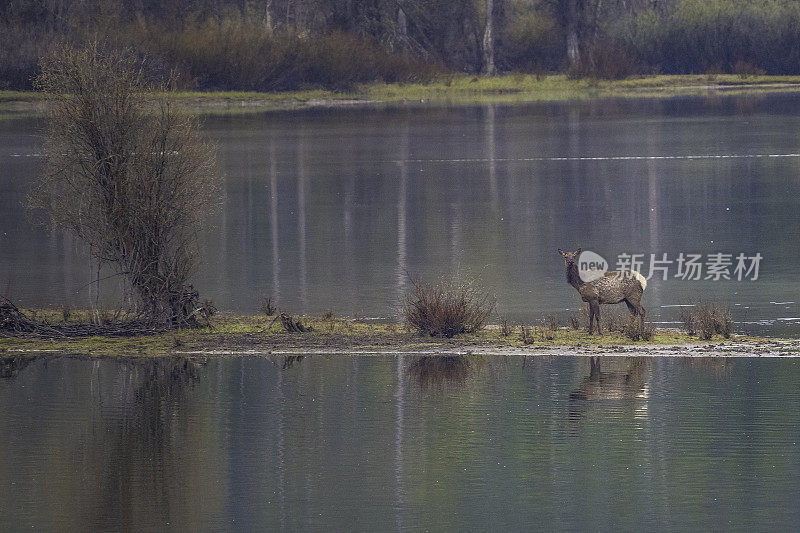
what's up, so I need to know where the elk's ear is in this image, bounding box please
[575,247,582,255]
[558,248,565,256]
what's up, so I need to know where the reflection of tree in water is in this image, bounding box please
[0,354,37,380]
[407,355,474,390]
[568,357,649,429]
[89,356,213,529]
[681,356,730,377]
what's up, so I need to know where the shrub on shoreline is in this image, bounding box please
[403,277,495,338]
[679,302,733,340]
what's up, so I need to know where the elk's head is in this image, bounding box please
[558,248,582,267]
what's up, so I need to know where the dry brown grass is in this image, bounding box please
[499,315,513,337]
[520,324,534,344]
[679,302,733,340]
[260,297,277,316]
[403,277,495,338]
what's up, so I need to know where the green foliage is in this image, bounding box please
[502,7,561,73]
[622,0,800,75]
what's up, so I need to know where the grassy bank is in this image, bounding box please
[0,311,787,358]
[4,74,800,117]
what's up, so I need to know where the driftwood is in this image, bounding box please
[279,313,312,333]
[0,297,168,339]
[0,298,38,334]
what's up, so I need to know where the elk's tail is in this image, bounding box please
[632,271,647,291]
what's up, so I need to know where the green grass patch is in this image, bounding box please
[6,74,800,117]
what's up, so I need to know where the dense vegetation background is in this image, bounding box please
[3,0,800,91]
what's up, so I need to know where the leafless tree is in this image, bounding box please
[30,42,218,326]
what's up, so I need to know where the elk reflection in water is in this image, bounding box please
[406,355,475,390]
[567,356,650,431]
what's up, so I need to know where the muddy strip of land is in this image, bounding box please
[2,313,798,358]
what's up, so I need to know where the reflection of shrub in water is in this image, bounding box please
[119,356,205,407]
[0,354,36,380]
[407,356,473,389]
[683,357,730,377]
[282,355,305,369]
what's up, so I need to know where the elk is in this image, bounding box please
[558,248,647,335]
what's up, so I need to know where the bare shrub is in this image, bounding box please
[194,299,217,327]
[714,307,733,339]
[30,42,217,327]
[539,316,556,341]
[640,322,655,341]
[520,324,533,344]
[568,40,637,80]
[679,307,696,336]
[322,310,336,332]
[679,302,733,340]
[623,320,654,341]
[260,297,277,316]
[569,314,580,330]
[403,276,495,338]
[499,315,513,337]
[734,60,765,79]
[132,14,440,92]
[604,310,627,333]
[98,309,113,325]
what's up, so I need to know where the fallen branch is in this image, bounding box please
[279,313,313,333]
[0,297,169,339]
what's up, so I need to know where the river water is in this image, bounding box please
[3,95,800,335]
[1,354,799,530]
[3,94,800,335]
[3,95,800,529]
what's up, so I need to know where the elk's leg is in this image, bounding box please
[589,356,601,378]
[595,302,602,335]
[637,304,646,330]
[625,300,637,328]
[586,302,594,335]
[590,301,601,335]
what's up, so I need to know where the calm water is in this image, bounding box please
[3,94,800,335]
[1,354,799,530]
